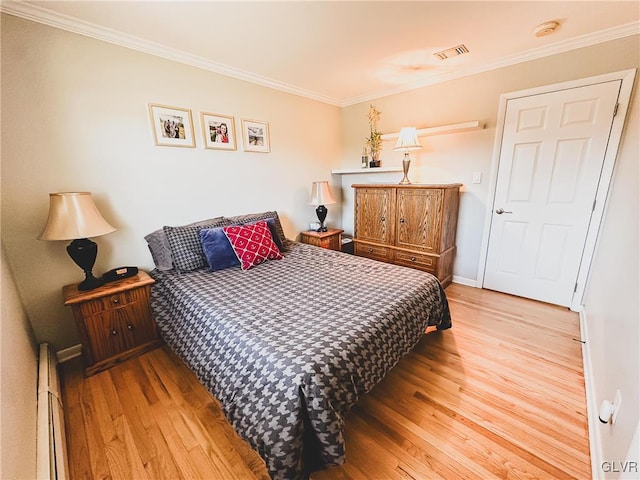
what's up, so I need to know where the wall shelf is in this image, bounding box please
[333,121,483,175]
[380,120,483,140]
[331,166,402,175]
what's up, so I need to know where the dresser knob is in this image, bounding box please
[411,256,416,262]
[381,216,386,221]
[126,324,135,331]
[110,329,117,336]
[112,298,119,304]
[400,218,406,224]
[368,248,374,253]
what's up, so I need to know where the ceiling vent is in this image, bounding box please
[434,44,469,61]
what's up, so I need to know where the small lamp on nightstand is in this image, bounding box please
[308,181,336,232]
[394,126,422,185]
[38,192,116,291]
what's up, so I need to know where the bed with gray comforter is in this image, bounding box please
[149,241,451,479]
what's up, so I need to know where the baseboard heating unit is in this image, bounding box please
[37,343,69,479]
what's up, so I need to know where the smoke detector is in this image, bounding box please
[533,21,560,37]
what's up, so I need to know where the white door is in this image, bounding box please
[483,80,621,307]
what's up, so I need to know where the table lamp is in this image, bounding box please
[38,192,116,291]
[394,126,422,185]
[308,181,336,232]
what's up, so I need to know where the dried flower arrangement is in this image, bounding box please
[365,104,382,165]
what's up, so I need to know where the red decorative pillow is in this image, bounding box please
[222,220,283,271]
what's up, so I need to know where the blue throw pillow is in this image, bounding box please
[199,227,240,271]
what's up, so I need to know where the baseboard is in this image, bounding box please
[580,307,603,480]
[452,275,478,287]
[56,344,82,363]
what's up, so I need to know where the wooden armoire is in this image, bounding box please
[352,184,461,287]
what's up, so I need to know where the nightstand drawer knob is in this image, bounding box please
[368,248,374,253]
[112,298,120,304]
[127,324,135,331]
[381,216,386,221]
[111,329,117,336]
[400,218,406,224]
[411,256,417,262]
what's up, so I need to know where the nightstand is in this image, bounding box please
[299,228,344,252]
[63,270,162,376]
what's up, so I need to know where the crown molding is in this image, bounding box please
[2,2,637,108]
[0,1,342,106]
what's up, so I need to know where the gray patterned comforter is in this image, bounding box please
[149,242,451,479]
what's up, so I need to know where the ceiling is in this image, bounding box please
[3,1,639,106]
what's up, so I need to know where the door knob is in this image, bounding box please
[495,208,513,215]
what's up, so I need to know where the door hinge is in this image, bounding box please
[592,198,597,212]
[574,282,578,293]
[613,103,619,117]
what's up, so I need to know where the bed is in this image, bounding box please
[146,212,451,479]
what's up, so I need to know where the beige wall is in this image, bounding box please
[1,14,341,350]
[0,246,38,480]
[583,76,639,478]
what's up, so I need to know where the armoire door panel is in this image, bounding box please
[396,189,443,253]
[354,188,393,245]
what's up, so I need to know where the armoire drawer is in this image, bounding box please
[394,250,437,273]
[355,243,392,263]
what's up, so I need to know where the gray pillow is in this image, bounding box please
[163,218,230,272]
[145,229,174,271]
[224,211,288,249]
[145,216,227,271]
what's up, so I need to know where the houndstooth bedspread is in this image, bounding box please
[149,242,451,479]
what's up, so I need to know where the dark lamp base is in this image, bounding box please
[67,238,103,291]
[78,273,105,291]
[315,204,328,233]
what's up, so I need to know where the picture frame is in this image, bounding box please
[201,112,237,150]
[241,119,270,153]
[148,103,195,148]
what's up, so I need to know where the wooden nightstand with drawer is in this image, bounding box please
[63,270,162,376]
[299,228,344,252]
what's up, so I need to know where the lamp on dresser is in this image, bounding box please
[308,181,336,232]
[394,126,422,185]
[38,192,116,291]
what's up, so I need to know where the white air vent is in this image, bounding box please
[434,44,469,60]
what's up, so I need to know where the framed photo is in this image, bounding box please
[201,112,236,150]
[148,103,195,147]
[241,119,270,153]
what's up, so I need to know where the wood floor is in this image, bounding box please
[61,283,591,479]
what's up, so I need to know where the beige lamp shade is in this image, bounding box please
[38,192,116,241]
[307,181,336,206]
[394,126,422,151]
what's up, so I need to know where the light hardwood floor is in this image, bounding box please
[61,283,591,479]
